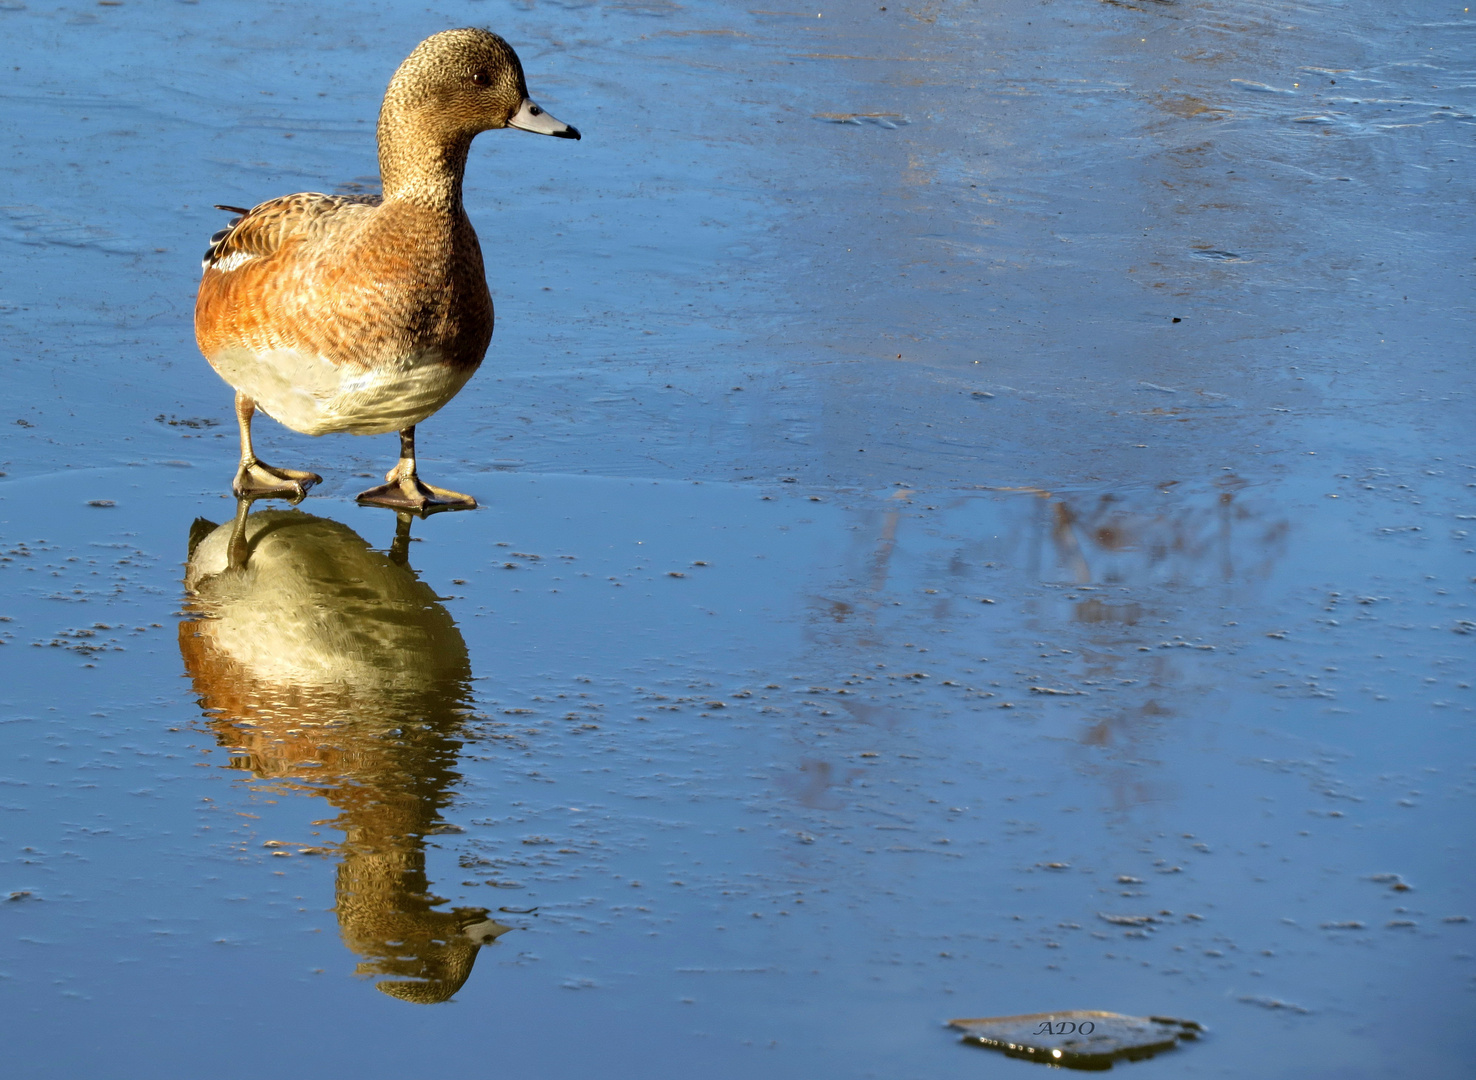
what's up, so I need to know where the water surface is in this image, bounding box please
[1,0,1472,1077]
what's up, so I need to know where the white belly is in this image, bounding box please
[207,346,475,436]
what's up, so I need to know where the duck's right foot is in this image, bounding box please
[355,474,476,514]
[232,460,321,502]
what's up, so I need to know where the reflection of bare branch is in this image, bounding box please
[786,476,1290,812]
[1051,502,1093,584]
[1028,478,1286,589]
[869,505,904,593]
[180,506,508,1004]
[804,493,913,647]
[1074,598,1143,625]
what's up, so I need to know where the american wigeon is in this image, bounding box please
[195,28,579,511]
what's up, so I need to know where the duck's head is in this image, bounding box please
[380,27,580,145]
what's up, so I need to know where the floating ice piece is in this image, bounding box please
[1231,79,1296,94]
[1368,872,1412,891]
[949,1011,1203,1069]
[1098,912,1160,926]
[812,112,909,129]
[1239,995,1311,1014]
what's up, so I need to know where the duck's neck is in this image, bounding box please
[377,111,472,213]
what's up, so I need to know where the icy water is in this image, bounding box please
[1,0,1473,1076]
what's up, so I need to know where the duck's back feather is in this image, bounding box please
[201,193,380,272]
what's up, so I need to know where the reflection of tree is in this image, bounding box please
[179,503,509,1003]
[811,476,1287,644]
[790,478,1290,807]
[1032,476,1289,589]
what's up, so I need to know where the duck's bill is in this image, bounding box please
[508,98,581,140]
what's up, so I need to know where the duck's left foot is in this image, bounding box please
[356,475,477,513]
[234,460,322,501]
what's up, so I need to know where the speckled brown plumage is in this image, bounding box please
[192,28,580,509]
[196,192,492,374]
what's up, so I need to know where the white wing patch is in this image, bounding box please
[210,250,257,273]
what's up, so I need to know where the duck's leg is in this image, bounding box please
[232,392,321,500]
[356,426,476,512]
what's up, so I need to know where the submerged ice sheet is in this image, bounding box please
[1,0,1473,1077]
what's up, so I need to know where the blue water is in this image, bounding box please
[1,0,1473,1076]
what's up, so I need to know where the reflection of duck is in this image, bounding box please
[179,501,509,1003]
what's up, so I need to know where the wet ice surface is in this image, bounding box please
[1,0,1473,1076]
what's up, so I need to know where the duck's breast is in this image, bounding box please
[206,344,477,435]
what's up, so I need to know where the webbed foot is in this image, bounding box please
[233,460,321,501]
[356,475,477,513]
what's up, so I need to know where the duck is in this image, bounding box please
[195,28,579,511]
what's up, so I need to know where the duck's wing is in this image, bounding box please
[201,193,380,273]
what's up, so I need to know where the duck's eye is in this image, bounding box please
[471,71,491,87]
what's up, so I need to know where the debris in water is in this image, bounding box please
[1229,79,1296,95]
[949,1011,1203,1069]
[1368,872,1412,891]
[1098,912,1160,927]
[812,112,908,128]
[1239,995,1312,1014]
